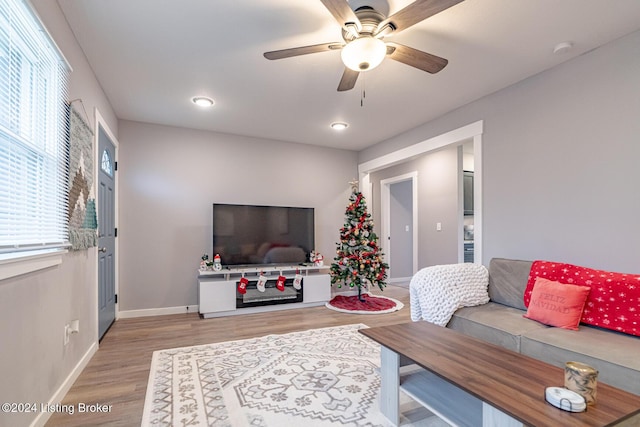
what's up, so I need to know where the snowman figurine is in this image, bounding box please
[212,253,223,272]
[313,251,324,267]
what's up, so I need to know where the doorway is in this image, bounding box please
[359,120,483,266]
[381,172,418,282]
[96,112,118,340]
[460,140,475,263]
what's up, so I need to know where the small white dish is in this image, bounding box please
[545,387,586,412]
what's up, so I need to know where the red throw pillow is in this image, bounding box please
[525,260,640,336]
[524,278,591,330]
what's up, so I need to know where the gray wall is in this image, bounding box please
[0,1,118,426]
[361,30,640,274]
[117,120,358,311]
[370,145,459,268]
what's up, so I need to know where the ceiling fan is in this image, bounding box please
[264,0,463,91]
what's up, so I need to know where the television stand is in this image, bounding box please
[197,265,330,318]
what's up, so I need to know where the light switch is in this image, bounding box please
[405,225,410,232]
[436,222,442,231]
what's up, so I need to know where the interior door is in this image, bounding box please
[381,172,417,283]
[389,180,414,280]
[97,125,116,340]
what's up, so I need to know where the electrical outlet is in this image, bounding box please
[64,320,79,346]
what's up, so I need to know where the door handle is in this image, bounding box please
[99,247,107,253]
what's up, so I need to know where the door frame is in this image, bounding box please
[358,120,483,265]
[94,109,119,340]
[380,172,418,282]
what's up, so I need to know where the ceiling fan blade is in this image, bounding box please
[377,0,464,34]
[320,0,361,33]
[386,42,448,74]
[337,68,359,92]
[264,42,343,60]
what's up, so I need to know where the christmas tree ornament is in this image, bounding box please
[256,272,267,292]
[237,276,248,295]
[276,275,286,292]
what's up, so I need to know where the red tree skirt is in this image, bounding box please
[325,293,404,314]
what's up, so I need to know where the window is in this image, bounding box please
[101,148,113,177]
[0,0,70,254]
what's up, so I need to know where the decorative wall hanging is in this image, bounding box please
[67,104,98,250]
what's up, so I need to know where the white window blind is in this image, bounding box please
[0,0,70,253]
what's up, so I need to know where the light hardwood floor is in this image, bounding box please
[45,285,412,426]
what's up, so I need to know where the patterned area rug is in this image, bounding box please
[326,294,405,314]
[142,324,447,427]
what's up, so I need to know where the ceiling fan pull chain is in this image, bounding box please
[361,74,367,107]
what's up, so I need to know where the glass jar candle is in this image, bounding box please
[564,361,598,405]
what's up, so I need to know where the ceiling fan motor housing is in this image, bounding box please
[341,6,386,41]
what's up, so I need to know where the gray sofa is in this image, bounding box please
[447,258,640,396]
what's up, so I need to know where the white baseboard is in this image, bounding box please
[388,276,412,284]
[118,304,199,319]
[31,341,98,427]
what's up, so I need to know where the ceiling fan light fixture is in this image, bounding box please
[192,96,215,107]
[341,36,386,72]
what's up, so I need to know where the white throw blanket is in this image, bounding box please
[410,263,489,325]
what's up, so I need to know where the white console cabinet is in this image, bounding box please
[198,266,331,318]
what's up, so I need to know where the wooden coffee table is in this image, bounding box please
[360,322,640,427]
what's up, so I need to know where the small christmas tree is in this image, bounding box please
[330,181,389,301]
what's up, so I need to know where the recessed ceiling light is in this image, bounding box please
[330,122,348,131]
[192,96,215,107]
[553,41,573,55]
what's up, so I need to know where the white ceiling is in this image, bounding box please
[57,0,640,151]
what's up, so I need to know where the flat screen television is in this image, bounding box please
[212,203,315,267]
